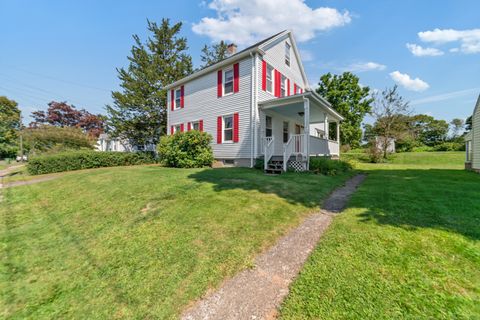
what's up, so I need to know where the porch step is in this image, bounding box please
[265,160,284,175]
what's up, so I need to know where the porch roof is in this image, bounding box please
[465,131,472,141]
[258,91,344,122]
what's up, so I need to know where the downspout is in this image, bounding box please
[250,52,255,167]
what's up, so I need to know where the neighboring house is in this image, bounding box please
[465,94,480,172]
[96,133,133,152]
[375,136,395,154]
[165,30,343,172]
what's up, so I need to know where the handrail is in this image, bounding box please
[283,134,304,171]
[263,137,274,170]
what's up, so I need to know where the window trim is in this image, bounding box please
[266,64,274,95]
[191,121,200,131]
[223,67,234,96]
[174,88,182,110]
[285,42,291,67]
[222,114,234,143]
[173,124,182,133]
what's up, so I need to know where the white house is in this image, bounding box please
[96,133,133,152]
[165,30,343,172]
[465,94,480,172]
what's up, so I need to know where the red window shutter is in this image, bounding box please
[294,83,297,95]
[233,63,239,93]
[217,116,222,143]
[187,122,191,131]
[199,120,203,132]
[287,79,290,96]
[300,88,303,94]
[180,85,185,108]
[170,125,174,135]
[262,60,267,91]
[180,123,184,132]
[274,70,279,97]
[217,70,222,97]
[233,113,239,143]
[170,89,174,111]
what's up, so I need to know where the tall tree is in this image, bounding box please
[465,115,472,132]
[450,118,464,139]
[107,19,193,147]
[0,96,21,158]
[316,72,373,148]
[200,41,229,68]
[30,101,104,138]
[409,114,448,146]
[371,86,411,158]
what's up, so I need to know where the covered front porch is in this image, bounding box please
[258,91,344,172]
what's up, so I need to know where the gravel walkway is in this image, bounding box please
[182,174,366,320]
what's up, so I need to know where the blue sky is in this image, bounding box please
[1,0,479,125]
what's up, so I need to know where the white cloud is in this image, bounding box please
[192,0,352,46]
[406,43,444,57]
[418,28,480,54]
[347,61,386,72]
[389,71,429,92]
[410,88,480,105]
[299,49,314,62]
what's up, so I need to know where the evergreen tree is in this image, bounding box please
[200,41,229,68]
[107,19,193,147]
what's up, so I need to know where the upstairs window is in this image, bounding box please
[280,75,286,97]
[224,68,234,95]
[223,115,233,142]
[285,42,291,66]
[175,88,181,109]
[265,116,273,137]
[266,64,274,94]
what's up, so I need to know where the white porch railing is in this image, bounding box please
[328,140,340,155]
[263,137,274,170]
[283,134,304,171]
[309,136,340,156]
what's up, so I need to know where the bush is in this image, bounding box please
[157,131,214,168]
[396,138,423,153]
[309,157,352,176]
[366,143,385,163]
[254,158,264,170]
[27,150,156,175]
[433,142,465,152]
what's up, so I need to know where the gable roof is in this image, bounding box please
[165,30,309,90]
[474,94,480,115]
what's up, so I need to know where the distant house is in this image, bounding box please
[165,30,343,173]
[96,133,132,152]
[375,136,395,154]
[465,95,480,172]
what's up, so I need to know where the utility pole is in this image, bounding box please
[19,113,24,162]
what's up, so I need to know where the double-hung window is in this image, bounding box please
[265,116,273,137]
[280,75,286,97]
[224,69,234,95]
[283,121,289,143]
[266,64,274,94]
[192,121,200,131]
[223,115,233,142]
[285,42,291,66]
[174,124,181,133]
[175,88,181,109]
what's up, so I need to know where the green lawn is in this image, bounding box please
[0,166,351,319]
[280,152,480,319]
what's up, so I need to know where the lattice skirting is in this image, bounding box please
[288,160,307,172]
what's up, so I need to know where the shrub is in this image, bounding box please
[396,138,423,153]
[157,131,214,168]
[433,142,465,152]
[309,157,352,176]
[27,150,155,175]
[254,158,264,170]
[366,143,385,163]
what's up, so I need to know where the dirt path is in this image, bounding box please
[0,164,58,189]
[182,174,366,320]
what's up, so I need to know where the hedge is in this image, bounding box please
[309,156,352,175]
[27,150,156,175]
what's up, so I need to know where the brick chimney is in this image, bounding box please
[227,43,237,56]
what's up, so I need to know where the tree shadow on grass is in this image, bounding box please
[354,168,480,241]
[187,167,351,209]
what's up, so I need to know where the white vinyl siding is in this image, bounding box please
[167,57,253,159]
[473,102,480,169]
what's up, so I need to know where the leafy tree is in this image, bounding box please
[450,118,464,139]
[465,115,472,132]
[409,114,448,146]
[200,41,229,68]
[30,101,105,137]
[0,96,21,158]
[316,72,373,148]
[371,86,411,159]
[362,123,376,143]
[107,19,193,147]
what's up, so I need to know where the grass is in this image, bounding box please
[0,165,351,319]
[280,152,480,319]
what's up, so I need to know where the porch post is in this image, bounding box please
[336,121,340,143]
[303,98,310,169]
[324,113,329,140]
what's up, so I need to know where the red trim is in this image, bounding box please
[180,123,184,132]
[262,60,267,91]
[170,125,174,135]
[180,85,184,108]
[217,116,222,143]
[199,120,203,132]
[274,70,278,97]
[294,83,297,95]
[300,88,303,94]
[233,113,239,143]
[233,63,239,93]
[287,79,290,96]
[217,70,222,97]
[187,122,191,131]
[170,90,174,111]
